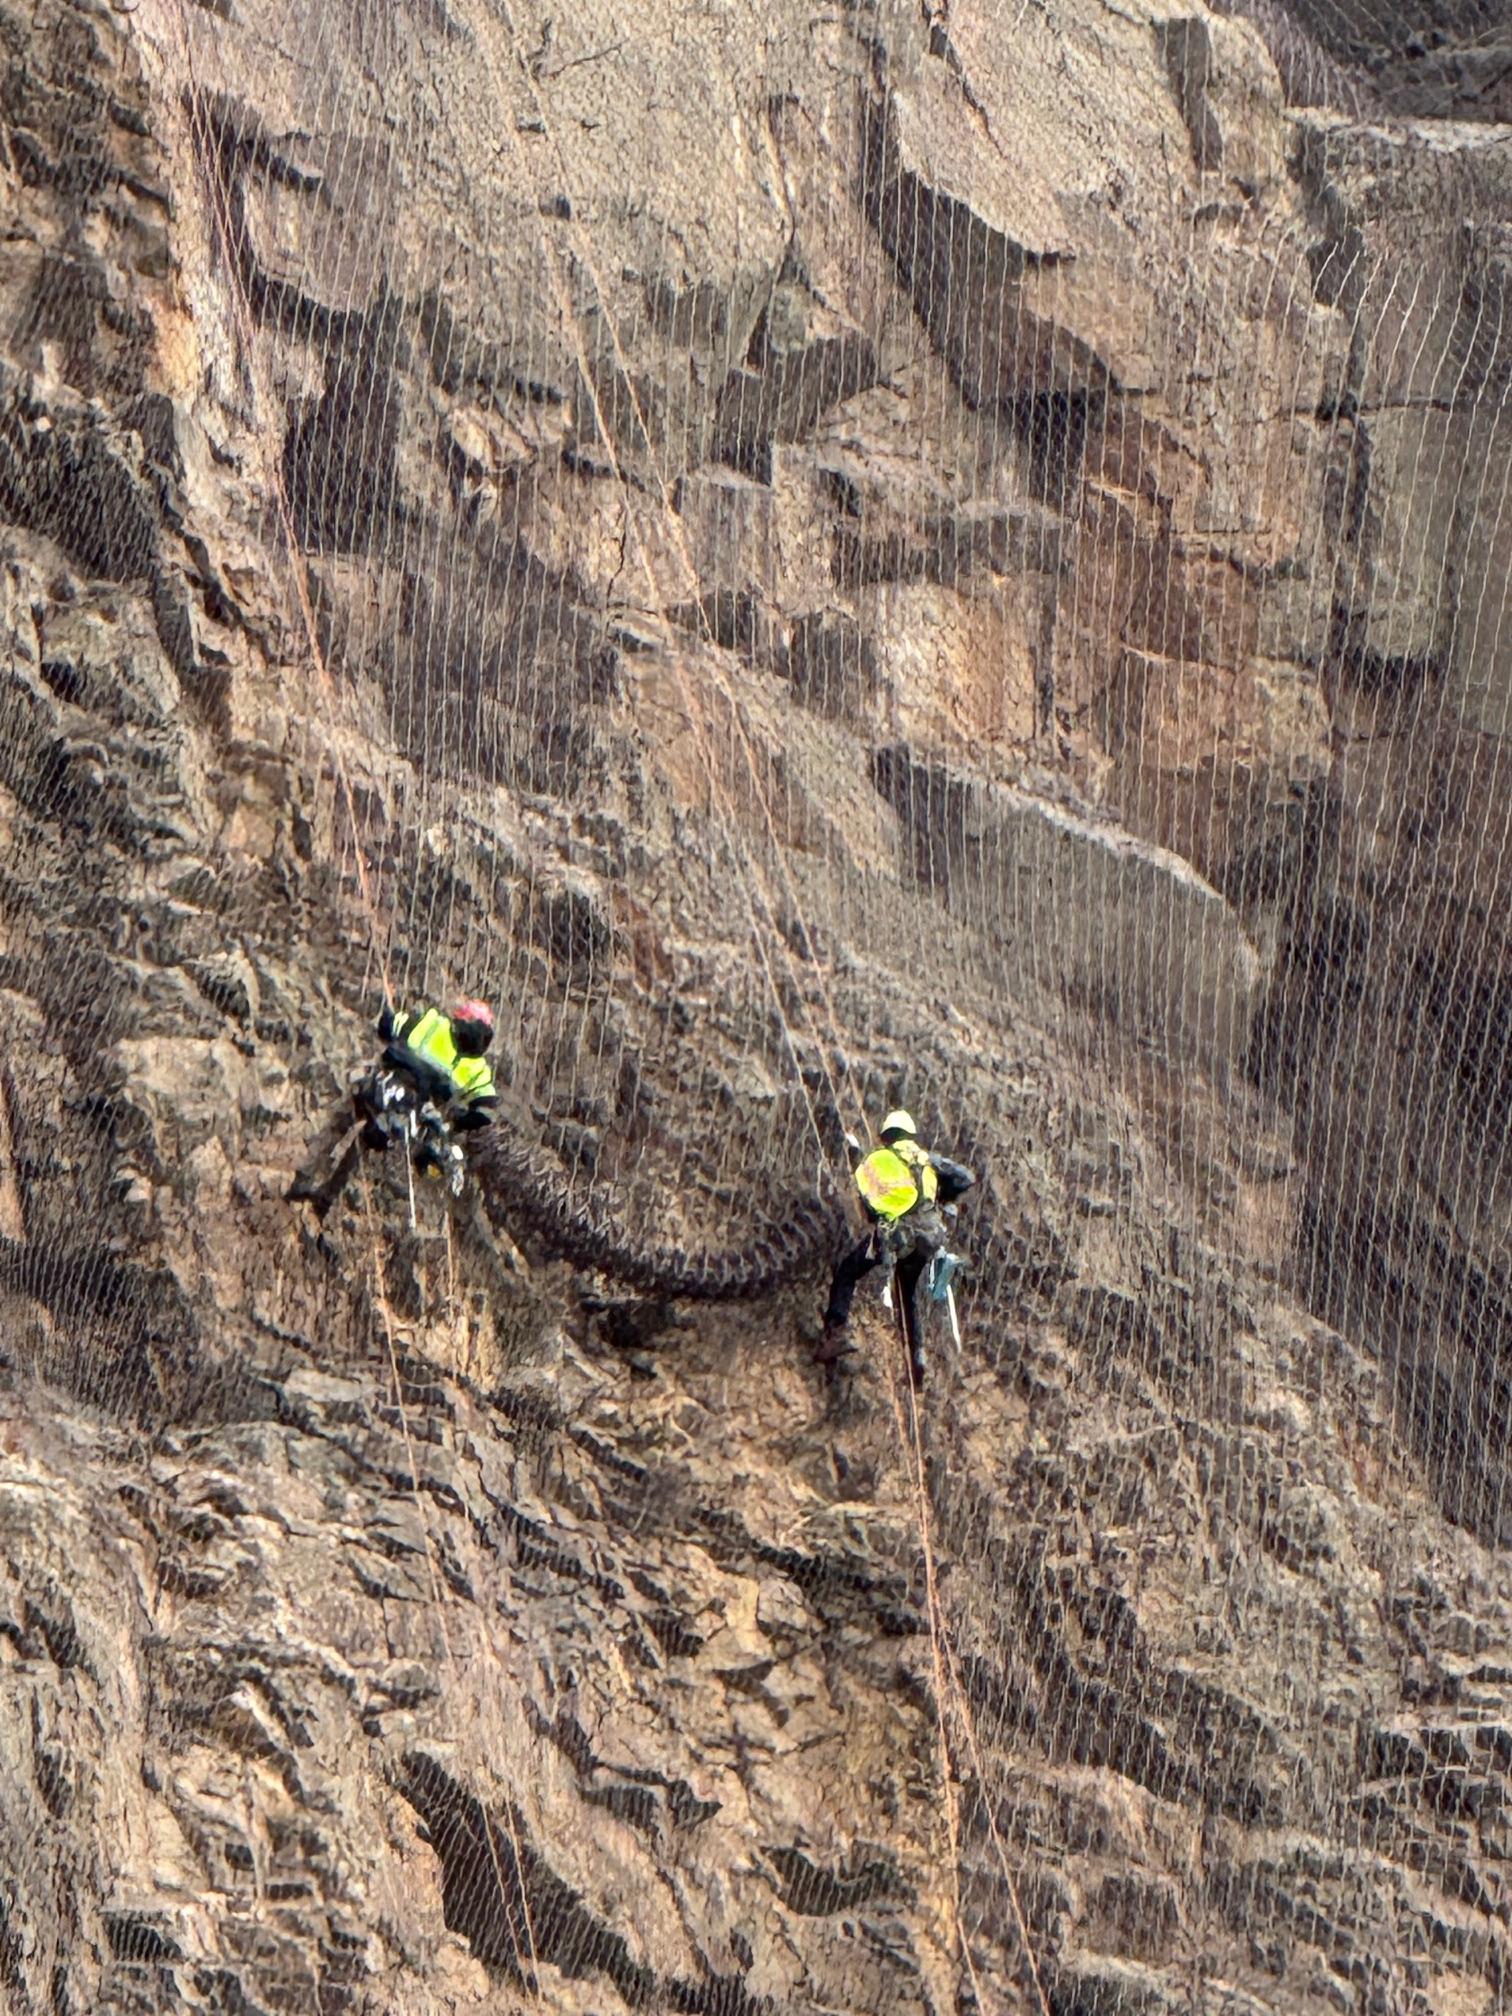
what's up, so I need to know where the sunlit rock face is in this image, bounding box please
[1,1,1509,2011]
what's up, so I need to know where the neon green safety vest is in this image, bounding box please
[855,1139,937,1221]
[393,1008,496,1105]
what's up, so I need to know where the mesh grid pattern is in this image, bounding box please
[0,0,1510,2010]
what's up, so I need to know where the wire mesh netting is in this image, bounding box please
[1,0,1510,2009]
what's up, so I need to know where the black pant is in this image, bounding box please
[895,1248,930,1361]
[824,1229,886,1329]
[825,1207,945,1356]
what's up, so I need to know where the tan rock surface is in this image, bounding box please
[1,0,1511,2012]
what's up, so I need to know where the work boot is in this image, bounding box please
[813,1319,855,1367]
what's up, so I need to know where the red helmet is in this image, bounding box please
[452,998,495,1033]
[450,998,495,1059]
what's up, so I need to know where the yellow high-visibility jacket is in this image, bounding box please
[855,1139,939,1221]
[389,1007,497,1107]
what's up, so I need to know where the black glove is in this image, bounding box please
[377,1004,398,1041]
[932,1155,976,1204]
[454,1104,494,1133]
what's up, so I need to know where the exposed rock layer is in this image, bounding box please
[1,0,1511,2013]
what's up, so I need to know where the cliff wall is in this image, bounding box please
[1,2,1510,2011]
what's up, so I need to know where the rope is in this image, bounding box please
[359,1176,543,1987]
[161,5,398,1010]
[448,0,873,1165]
[149,10,1043,2005]
[888,1266,1051,2016]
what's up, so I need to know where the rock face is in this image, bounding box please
[2,1,1511,2013]
[1287,0,1512,120]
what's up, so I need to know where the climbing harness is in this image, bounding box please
[356,1068,466,1201]
[881,1243,964,1354]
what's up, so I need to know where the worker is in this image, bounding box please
[374,999,499,1127]
[817,1109,975,1386]
[288,998,498,1218]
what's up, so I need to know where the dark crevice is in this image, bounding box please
[105,1914,183,1964]
[764,1843,908,1917]
[397,1753,654,2004]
